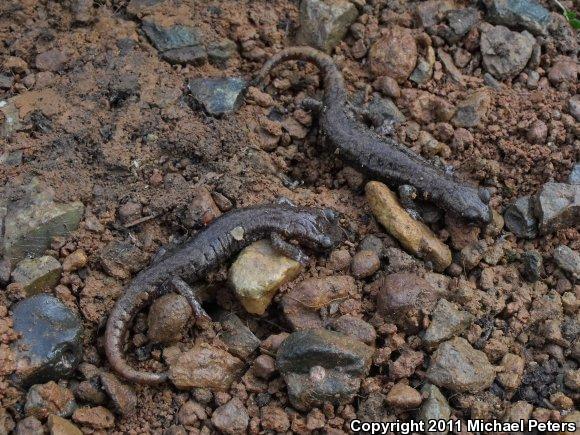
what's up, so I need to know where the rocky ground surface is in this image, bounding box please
[0,0,578,433]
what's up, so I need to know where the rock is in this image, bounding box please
[553,245,579,280]
[534,182,579,235]
[229,239,302,315]
[415,0,456,27]
[560,411,580,435]
[444,8,480,42]
[327,315,377,345]
[71,0,94,24]
[427,337,496,393]
[147,293,192,344]
[437,48,464,84]
[188,77,246,116]
[73,380,106,406]
[458,240,487,270]
[452,90,491,127]
[480,25,535,79]
[423,299,474,349]
[177,400,206,426]
[503,196,538,239]
[211,398,248,435]
[35,49,68,72]
[281,275,355,330]
[99,372,137,416]
[375,272,438,322]
[11,256,62,296]
[351,250,380,278]
[365,93,406,126]
[142,18,206,65]
[2,179,84,263]
[521,250,542,282]
[25,382,77,420]
[184,186,221,228]
[162,46,207,65]
[100,241,147,280]
[373,76,400,99]
[385,383,422,409]
[326,248,351,271]
[11,294,83,386]
[497,353,525,390]
[504,401,533,423]
[277,329,374,410]
[207,39,238,68]
[0,99,22,138]
[368,26,417,83]
[14,416,43,435]
[410,46,435,85]
[418,384,451,435]
[0,259,10,286]
[444,213,480,250]
[47,415,82,435]
[260,406,290,432]
[168,343,244,390]
[366,181,452,271]
[485,0,550,35]
[296,0,358,53]
[0,74,14,89]
[72,407,114,430]
[569,96,580,122]
[61,250,87,273]
[400,89,455,124]
[217,312,260,360]
[526,119,548,144]
[252,355,276,380]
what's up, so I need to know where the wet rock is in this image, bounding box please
[229,239,302,315]
[297,0,358,53]
[35,49,68,72]
[211,398,248,435]
[485,0,550,35]
[277,329,374,410]
[100,241,147,280]
[376,272,438,321]
[503,196,538,239]
[366,181,452,271]
[427,337,496,393]
[327,315,376,345]
[15,416,43,435]
[351,250,380,278]
[47,415,82,435]
[72,407,114,430]
[400,89,455,124]
[168,343,244,390]
[11,255,62,296]
[423,299,474,350]
[497,353,524,390]
[569,96,580,123]
[480,25,535,79]
[369,26,417,83]
[147,293,192,344]
[25,382,76,420]
[534,182,579,235]
[282,275,355,330]
[2,179,84,262]
[553,245,579,280]
[418,384,451,435]
[386,382,422,409]
[452,90,491,128]
[443,8,480,43]
[99,372,137,416]
[526,119,548,144]
[207,39,238,68]
[188,77,246,116]
[365,93,406,126]
[521,250,542,282]
[12,294,83,386]
[217,312,260,360]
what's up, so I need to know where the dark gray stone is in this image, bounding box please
[11,294,83,387]
[217,312,260,360]
[11,255,62,296]
[553,245,579,280]
[504,196,538,239]
[569,96,580,122]
[142,19,202,52]
[534,182,579,235]
[444,8,480,43]
[188,77,247,116]
[161,46,207,65]
[569,163,580,184]
[485,0,550,35]
[0,74,13,89]
[480,25,535,79]
[418,384,451,435]
[423,299,474,349]
[366,93,406,127]
[521,250,542,282]
[277,329,373,410]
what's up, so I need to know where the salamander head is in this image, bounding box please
[303,207,346,251]
[457,187,493,223]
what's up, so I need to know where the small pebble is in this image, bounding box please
[351,250,381,278]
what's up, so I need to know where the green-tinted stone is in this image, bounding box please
[11,255,62,295]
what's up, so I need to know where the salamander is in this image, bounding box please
[252,46,492,223]
[104,203,344,385]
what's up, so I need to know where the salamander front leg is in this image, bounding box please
[271,232,309,266]
[169,277,211,323]
[301,97,322,115]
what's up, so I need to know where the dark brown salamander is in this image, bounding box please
[253,47,492,223]
[105,203,344,384]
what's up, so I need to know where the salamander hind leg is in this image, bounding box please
[271,232,309,266]
[169,276,212,323]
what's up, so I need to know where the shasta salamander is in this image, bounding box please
[252,46,492,223]
[105,204,344,384]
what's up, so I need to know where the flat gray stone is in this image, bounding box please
[553,245,579,280]
[480,25,535,79]
[504,195,538,239]
[423,299,474,349]
[534,182,579,235]
[188,77,246,116]
[11,256,62,296]
[485,0,550,35]
[142,19,202,52]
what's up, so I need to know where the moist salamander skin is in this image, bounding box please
[104,204,344,385]
[253,46,492,223]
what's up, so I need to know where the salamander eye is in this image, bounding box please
[479,188,491,203]
[320,235,333,248]
[323,208,337,221]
